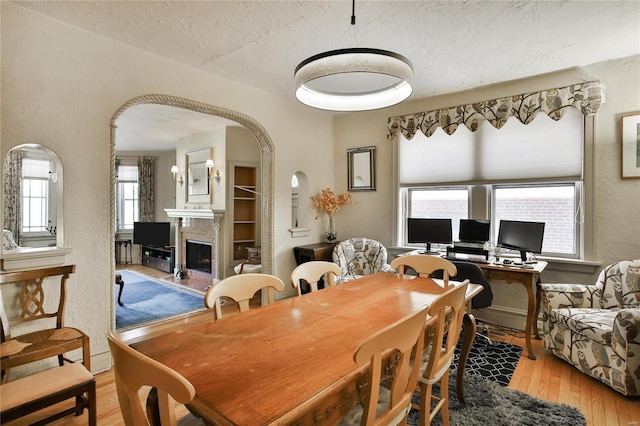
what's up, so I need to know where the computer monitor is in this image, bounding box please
[497,220,545,262]
[458,219,490,243]
[407,218,452,254]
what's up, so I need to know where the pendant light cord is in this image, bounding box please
[351,0,356,25]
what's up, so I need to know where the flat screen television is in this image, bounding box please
[133,221,171,247]
[497,220,545,262]
[458,219,490,243]
[407,218,452,254]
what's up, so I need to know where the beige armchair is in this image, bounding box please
[539,259,640,396]
[332,237,394,283]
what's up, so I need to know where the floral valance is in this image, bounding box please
[387,81,605,141]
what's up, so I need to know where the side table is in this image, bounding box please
[293,242,336,265]
[115,239,132,265]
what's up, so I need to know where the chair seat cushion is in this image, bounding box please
[0,363,93,412]
[337,386,409,426]
[550,308,617,345]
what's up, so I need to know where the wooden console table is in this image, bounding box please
[293,242,336,265]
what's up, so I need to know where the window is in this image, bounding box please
[397,108,586,260]
[493,184,579,257]
[21,157,51,233]
[117,163,138,230]
[408,188,468,241]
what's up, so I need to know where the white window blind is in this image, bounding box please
[22,158,50,178]
[117,164,138,182]
[399,107,583,185]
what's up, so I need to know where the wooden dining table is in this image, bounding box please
[128,272,483,426]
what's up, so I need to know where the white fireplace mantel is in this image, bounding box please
[164,209,225,220]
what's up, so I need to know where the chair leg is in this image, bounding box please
[418,382,432,426]
[440,373,451,426]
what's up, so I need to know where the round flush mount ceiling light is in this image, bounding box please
[294,47,414,112]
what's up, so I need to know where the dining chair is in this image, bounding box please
[204,273,285,319]
[429,260,494,346]
[290,261,342,296]
[416,281,469,426]
[107,331,204,426]
[0,264,90,383]
[390,254,457,288]
[338,306,429,426]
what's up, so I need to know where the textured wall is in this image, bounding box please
[1,3,334,371]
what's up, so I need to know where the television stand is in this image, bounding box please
[142,245,175,273]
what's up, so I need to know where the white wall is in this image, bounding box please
[1,3,335,373]
[334,57,640,329]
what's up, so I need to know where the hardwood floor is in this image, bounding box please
[9,269,640,425]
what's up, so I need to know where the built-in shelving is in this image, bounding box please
[232,166,257,261]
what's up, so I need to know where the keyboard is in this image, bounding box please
[442,256,489,264]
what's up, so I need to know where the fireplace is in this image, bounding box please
[186,240,213,274]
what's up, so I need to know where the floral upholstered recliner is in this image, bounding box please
[539,259,640,396]
[332,237,394,283]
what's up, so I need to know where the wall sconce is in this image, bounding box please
[171,165,184,185]
[206,159,221,185]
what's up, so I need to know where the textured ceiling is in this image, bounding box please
[15,0,640,150]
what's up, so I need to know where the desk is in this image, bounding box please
[476,261,547,360]
[129,272,482,426]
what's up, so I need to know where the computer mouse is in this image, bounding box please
[502,259,512,265]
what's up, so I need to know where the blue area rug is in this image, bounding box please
[115,270,205,329]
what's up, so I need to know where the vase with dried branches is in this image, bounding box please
[311,188,351,243]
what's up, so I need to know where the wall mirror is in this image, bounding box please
[2,144,63,250]
[347,146,376,191]
[187,148,213,196]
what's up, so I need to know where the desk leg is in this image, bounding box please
[457,312,477,405]
[524,278,537,360]
[534,277,542,340]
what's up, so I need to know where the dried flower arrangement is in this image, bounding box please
[311,188,351,219]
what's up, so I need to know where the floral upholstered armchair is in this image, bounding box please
[539,259,640,396]
[332,237,394,283]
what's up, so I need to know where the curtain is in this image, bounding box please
[388,81,605,141]
[138,157,154,222]
[3,149,23,244]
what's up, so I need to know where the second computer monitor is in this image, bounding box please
[458,219,490,243]
[407,218,452,254]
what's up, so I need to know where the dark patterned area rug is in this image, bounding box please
[452,334,523,387]
[405,336,586,425]
[115,270,205,329]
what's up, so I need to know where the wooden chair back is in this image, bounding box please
[107,331,195,426]
[418,280,469,426]
[203,273,285,319]
[0,265,90,383]
[391,255,457,288]
[348,306,429,426]
[290,261,341,296]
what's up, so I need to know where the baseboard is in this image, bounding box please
[89,350,113,374]
[472,305,528,331]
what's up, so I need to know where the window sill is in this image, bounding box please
[0,247,73,271]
